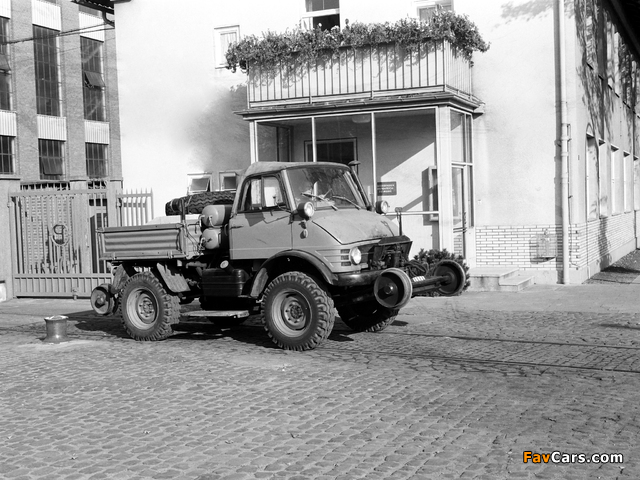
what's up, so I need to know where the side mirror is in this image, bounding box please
[297,201,315,220]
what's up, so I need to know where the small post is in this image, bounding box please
[43,315,69,344]
[395,207,403,236]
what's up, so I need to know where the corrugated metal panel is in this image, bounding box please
[99,223,200,260]
[32,0,61,30]
[79,12,105,42]
[0,110,17,136]
[14,274,112,298]
[84,120,110,144]
[38,114,67,140]
[0,0,11,18]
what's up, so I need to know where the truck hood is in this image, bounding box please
[311,210,399,244]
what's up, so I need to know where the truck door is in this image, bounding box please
[229,174,292,259]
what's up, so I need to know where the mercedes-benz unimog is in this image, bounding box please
[90,162,465,350]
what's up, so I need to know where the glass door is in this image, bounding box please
[452,165,468,257]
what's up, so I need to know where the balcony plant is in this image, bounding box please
[225,12,489,74]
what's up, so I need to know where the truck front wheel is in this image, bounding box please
[121,272,180,341]
[337,302,398,333]
[262,272,335,351]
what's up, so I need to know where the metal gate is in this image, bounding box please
[9,188,153,298]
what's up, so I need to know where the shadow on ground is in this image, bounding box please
[585,249,640,284]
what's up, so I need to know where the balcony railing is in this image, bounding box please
[247,41,472,108]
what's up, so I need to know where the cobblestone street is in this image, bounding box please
[1,287,639,479]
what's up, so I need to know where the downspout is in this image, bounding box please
[556,0,570,284]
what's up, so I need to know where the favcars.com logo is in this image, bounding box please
[523,451,623,464]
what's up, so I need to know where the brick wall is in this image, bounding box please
[475,212,636,272]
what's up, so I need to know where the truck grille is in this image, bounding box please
[364,236,412,269]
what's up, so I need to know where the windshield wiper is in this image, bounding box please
[328,194,361,209]
[302,192,338,210]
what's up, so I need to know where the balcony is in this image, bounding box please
[246,41,474,109]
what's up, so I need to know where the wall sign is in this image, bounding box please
[377,181,397,196]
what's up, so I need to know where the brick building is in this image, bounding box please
[0,0,122,300]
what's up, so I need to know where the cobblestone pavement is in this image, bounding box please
[0,302,639,479]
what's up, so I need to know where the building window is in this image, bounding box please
[187,173,212,194]
[0,17,10,111]
[219,171,238,190]
[214,26,239,68]
[81,37,106,121]
[86,143,107,178]
[33,26,61,116]
[624,152,633,212]
[302,0,340,30]
[417,0,452,22]
[0,135,13,174]
[39,139,64,180]
[598,141,610,217]
[612,146,623,215]
[586,135,599,220]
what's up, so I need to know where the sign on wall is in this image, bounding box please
[377,181,397,196]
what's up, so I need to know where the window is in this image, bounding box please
[302,0,340,30]
[0,17,10,110]
[304,138,356,164]
[624,152,633,212]
[219,171,238,190]
[612,146,623,215]
[584,0,596,67]
[417,0,452,22]
[240,176,285,212]
[0,135,13,174]
[33,26,61,116]
[187,173,212,194]
[39,139,64,180]
[81,37,105,121]
[586,135,599,220]
[598,141,610,217]
[214,26,239,68]
[635,158,640,211]
[86,143,107,178]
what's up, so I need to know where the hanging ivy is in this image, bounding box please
[225,12,489,73]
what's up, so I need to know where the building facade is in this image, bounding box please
[78,0,640,286]
[0,0,122,300]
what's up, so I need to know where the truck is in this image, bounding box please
[90,161,466,351]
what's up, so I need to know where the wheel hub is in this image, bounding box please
[278,294,309,331]
[135,292,157,324]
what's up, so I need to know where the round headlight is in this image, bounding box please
[375,200,389,214]
[349,247,362,265]
[303,201,315,219]
[297,201,315,220]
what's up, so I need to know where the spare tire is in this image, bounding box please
[165,190,236,216]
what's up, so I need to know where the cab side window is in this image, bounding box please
[263,176,285,208]
[239,175,286,212]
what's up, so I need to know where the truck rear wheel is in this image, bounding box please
[121,272,180,341]
[337,302,398,333]
[262,272,335,351]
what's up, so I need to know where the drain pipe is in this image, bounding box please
[556,0,570,284]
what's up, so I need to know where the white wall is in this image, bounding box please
[113,0,307,215]
[457,0,558,227]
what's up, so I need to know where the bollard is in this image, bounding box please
[43,315,70,344]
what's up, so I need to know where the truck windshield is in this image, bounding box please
[288,166,366,210]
